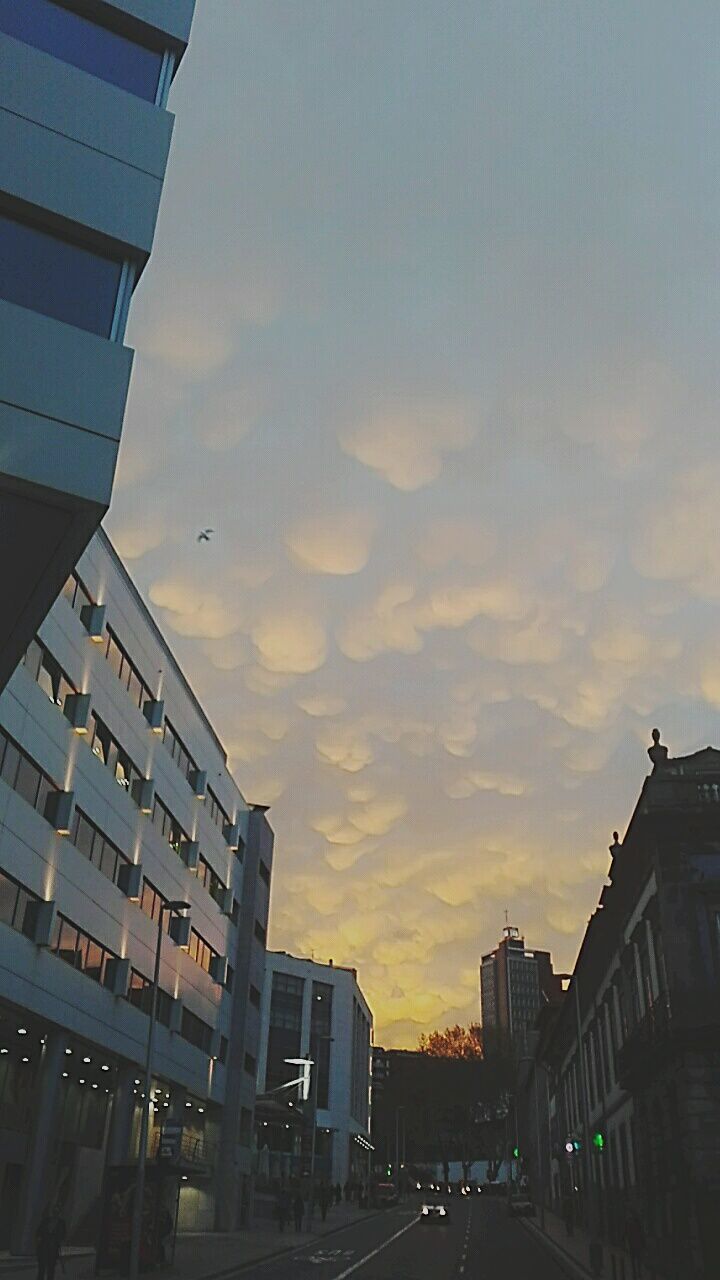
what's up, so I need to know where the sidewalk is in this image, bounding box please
[0,1205,377,1280]
[519,1204,653,1280]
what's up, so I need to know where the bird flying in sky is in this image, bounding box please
[197,529,214,543]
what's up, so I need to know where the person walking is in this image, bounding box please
[276,1187,290,1234]
[36,1206,66,1280]
[293,1191,305,1233]
[626,1210,646,1280]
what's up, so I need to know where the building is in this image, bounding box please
[480,925,562,1053]
[521,732,720,1280]
[256,953,373,1189]
[0,0,194,692]
[0,529,272,1252]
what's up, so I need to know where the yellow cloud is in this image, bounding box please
[340,396,476,490]
[297,695,347,717]
[285,511,376,575]
[251,610,327,673]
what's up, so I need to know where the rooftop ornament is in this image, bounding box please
[648,728,669,772]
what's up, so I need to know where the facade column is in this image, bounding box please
[14,1030,69,1254]
[107,1065,139,1165]
[632,941,646,1019]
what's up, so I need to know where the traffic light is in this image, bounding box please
[386,1164,392,1178]
[592,1131,605,1151]
[512,1146,520,1159]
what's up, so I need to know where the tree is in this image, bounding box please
[417,1023,484,1059]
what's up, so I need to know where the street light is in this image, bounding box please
[128,900,190,1280]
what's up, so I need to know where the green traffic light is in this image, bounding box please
[513,1146,520,1159]
[592,1131,605,1151]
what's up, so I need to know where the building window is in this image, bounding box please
[139,879,170,931]
[0,727,58,820]
[50,914,116,986]
[181,1008,212,1054]
[249,984,261,1009]
[226,965,234,992]
[162,720,198,788]
[0,866,39,934]
[103,629,153,712]
[0,210,124,338]
[259,860,271,888]
[70,809,129,887]
[0,0,166,102]
[204,787,230,833]
[243,1053,256,1077]
[127,970,172,1026]
[196,855,226,908]
[60,572,93,616]
[150,796,188,857]
[23,638,77,708]
[88,714,142,795]
[188,928,218,976]
[254,920,267,946]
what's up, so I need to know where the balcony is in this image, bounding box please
[617,990,720,1090]
[149,1128,217,1171]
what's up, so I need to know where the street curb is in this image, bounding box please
[517,1216,593,1280]
[185,1208,385,1280]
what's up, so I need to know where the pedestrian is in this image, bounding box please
[276,1188,290,1234]
[319,1185,331,1223]
[36,1206,66,1280]
[625,1210,646,1280]
[293,1191,305,1233]
[335,1183,342,1206]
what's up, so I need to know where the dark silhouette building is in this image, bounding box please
[480,925,562,1053]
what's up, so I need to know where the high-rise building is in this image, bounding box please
[256,953,373,1188]
[0,0,194,692]
[480,925,562,1052]
[0,529,271,1251]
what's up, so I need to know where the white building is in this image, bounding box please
[0,529,272,1252]
[257,953,373,1188]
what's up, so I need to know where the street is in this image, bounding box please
[238,1196,570,1278]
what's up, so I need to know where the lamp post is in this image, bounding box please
[306,1033,333,1231]
[128,900,190,1280]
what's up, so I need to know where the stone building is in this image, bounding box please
[520,733,720,1279]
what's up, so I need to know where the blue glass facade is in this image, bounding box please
[0,0,163,101]
[0,212,122,337]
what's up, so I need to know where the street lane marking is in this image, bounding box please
[333,1216,418,1279]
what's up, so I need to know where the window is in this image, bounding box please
[60,572,93,617]
[181,1008,212,1054]
[162,720,198,788]
[204,787,230,833]
[139,879,169,929]
[0,0,166,102]
[244,1053,256,1077]
[0,727,59,822]
[188,928,218,975]
[50,915,115,986]
[226,965,234,992]
[127,970,172,1026]
[151,796,188,856]
[259,860,271,888]
[0,211,124,338]
[254,920,267,946]
[70,809,129,887]
[0,867,38,933]
[103,629,153,712]
[249,984,261,1009]
[88,715,142,794]
[26,642,76,708]
[197,855,226,907]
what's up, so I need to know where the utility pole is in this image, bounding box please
[128,901,190,1280]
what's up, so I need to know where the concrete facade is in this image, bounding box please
[0,529,271,1250]
[257,953,373,1188]
[0,0,194,691]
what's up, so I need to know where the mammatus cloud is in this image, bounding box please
[285,511,376,575]
[340,397,476,491]
[109,0,720,1045]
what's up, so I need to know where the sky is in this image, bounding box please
[107,1,720,1048]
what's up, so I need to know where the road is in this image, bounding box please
[238,1194,570,1278]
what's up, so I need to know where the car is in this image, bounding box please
[373,1182,399,1208]
[508,1196,535,1217]
[420,1202,450,1223]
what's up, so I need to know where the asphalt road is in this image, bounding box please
[239,1194,571,1279]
